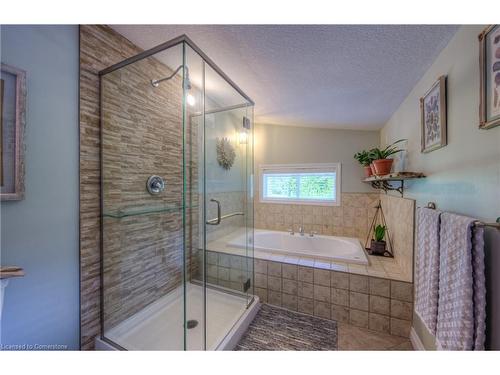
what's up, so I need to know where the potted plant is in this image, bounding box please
[369,139,406,175]
[353,150,373,177]
[370,224,387,255]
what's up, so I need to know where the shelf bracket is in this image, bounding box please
[370,179,404,197]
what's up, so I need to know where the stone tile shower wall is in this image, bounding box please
[80,25,143,350]
[80,26,200,349]
[101,55,186,331]
[255,192,380,241]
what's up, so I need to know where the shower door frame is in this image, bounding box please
[98,34,255,351]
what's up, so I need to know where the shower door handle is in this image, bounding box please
[206,199,221,225]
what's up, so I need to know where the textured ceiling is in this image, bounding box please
[111,25,458,130]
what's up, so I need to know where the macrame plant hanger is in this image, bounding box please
[364,200,394,257]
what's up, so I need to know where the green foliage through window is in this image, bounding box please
[263,172,336,201]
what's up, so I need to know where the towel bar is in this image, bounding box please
[424,202,500,230]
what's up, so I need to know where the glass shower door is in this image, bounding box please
[202,63,254,350]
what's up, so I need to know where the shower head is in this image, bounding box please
[151,65,191,90]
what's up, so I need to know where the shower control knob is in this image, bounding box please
[147,175,165,195]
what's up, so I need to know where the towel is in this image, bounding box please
[414,207,441,335]
[436,213,486,350]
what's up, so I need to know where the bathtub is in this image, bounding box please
[227,229,368,265]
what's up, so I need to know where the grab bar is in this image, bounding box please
[206,210,244,225]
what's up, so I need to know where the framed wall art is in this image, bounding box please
[420,75,447,153]
[479,25,500,129]
[1,63,27,201]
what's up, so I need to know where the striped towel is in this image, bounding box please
[415,207,441,335]
[436,212,486,350]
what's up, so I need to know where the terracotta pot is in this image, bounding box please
[372,159,393,175]
[363,166,373,177]
[370,240,386,255]
[370,163,377,175]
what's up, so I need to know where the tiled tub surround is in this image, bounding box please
[255,192,380,240]
[255,258,413,337]
[204,249,413,338]
[254,193,415,282]
[380,194,415,282]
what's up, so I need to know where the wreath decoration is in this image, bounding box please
[216,137,236,170]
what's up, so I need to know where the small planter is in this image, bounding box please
[370,240,386,255]
[364,166,373,177]
[372,159,393,175]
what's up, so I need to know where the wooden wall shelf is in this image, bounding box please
[0,266,25,279]
[363,172,426,197]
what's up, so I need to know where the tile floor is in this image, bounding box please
[337,322,413,350]
[235,303,413,351]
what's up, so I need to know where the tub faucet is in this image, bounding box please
[309,231,317,237]
[298,226,305,236]
[288,228,294,235]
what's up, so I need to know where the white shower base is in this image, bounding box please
[97,283,259,351]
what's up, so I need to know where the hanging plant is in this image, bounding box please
[216,137,236,170]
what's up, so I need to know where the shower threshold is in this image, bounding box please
[95,283,259,351]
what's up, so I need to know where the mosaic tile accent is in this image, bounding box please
[235,304,338,350]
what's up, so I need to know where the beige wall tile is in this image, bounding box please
[331,304,350,323]
[298,266,314,283]
[369,277,390,297]
[380,195,415,282]
[298,297,314,315]
[349,274,369,293]
[391,281,413,302]
[314,269,331,286]
[369,313,391,334]
[390,299,413,320]
[268,275,282,291]
[331,288,349,306]
[349,291,369,311]
[314,285,331,302]
[218,267,230,281]
[254,273,268,288]
[268,261,282,277]
[254,287,267,303]
[282,264,298,280]
[282,279,298,295]
[369,295,390,315]
[255,259,268,274]
[268,290,282,306]
[314,301,331,319]
[390,317,412,338]
[349,309,369,329]
[282,293,298,311]
[298,281,314,299]
[331,271,349,290]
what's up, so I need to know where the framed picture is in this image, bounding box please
[0,63,27,201]
[479,25,500,129]
[420,75,447,153]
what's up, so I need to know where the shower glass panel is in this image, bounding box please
[100,37,254,351]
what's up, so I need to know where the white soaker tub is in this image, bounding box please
[228,229,368,265]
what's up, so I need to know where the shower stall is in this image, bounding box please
[98,35,256,350]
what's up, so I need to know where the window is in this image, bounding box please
[259,163,341,205]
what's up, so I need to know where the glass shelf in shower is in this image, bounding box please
[103,204,199,219]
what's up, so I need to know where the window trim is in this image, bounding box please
[259,163,341,206]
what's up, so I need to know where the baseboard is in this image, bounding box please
[410,327,425,351]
